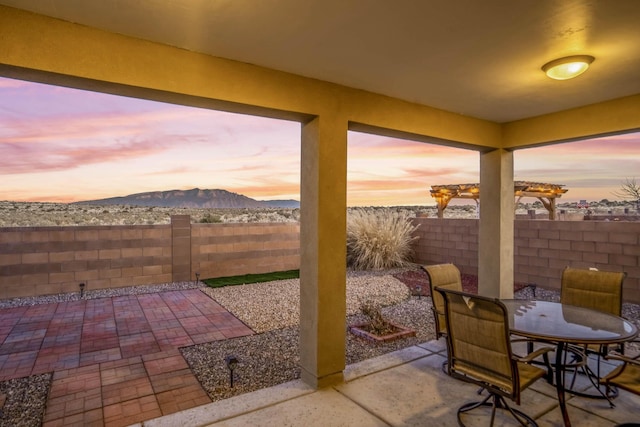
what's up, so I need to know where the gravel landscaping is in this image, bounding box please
[0,266,639,426]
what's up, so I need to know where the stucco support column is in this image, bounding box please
[478,149,514,299]
[299,115,347,388]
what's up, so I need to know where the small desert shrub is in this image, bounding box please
[360,300,394,335]
[199,214,223,223]
[347,208,419,270]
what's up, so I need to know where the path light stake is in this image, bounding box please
[79,283,85,298]
[195,272,200,285]
[416,285,422,300]
[225,355,239,387]
[528,283,537,298]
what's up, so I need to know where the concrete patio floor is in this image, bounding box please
[140,340,640,427]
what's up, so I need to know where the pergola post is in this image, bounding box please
[478,149,514,299]
[299,115,348,388]
[538,197,557,220]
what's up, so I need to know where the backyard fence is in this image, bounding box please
[0,215,299,299]
[1,215,638,303]
[411,217,640,304]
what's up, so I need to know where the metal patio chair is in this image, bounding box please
[438,288,552,426]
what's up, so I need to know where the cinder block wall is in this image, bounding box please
[4,215,637,302]
[411,218,640,304]
[0,224,172,299]
[191,222,300,279]
[411,218,479,276]
[0,217,300,299]
[514,220,640,302]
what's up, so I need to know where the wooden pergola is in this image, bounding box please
[430,181,568,219]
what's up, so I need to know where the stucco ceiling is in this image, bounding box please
[2,0,640,123]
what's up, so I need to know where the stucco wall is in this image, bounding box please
[411,218,640,304]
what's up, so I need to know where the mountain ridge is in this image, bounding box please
[72,188,300,209]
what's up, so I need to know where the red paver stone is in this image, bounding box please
[0,328,47,354]
[44,365,102,424]
[100,357,147,386]
[81,339,121,358]
[115,318,152,336]
[102,376,154,406]
[0,287,257,423]
[19,304,57,323]
[79,348,122,366]
[0,306,28,324]
[160,291,202,318]
[142,350,189,376]
[103,394,161,427]
[119,332,160,359]
[84,299,115,322]
[155,383,211,415]
[151,327,194,351]
[32,345,81,374]
[41,324,82,349]
[43,408,103,427]
[0,350,38,380]
[148,368,201,393]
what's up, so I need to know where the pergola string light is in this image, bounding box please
[430,181,568,220]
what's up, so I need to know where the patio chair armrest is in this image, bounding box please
[511,340,554,384]
[515,345,554,364]
[510,338,553,360]
[604,352,640,365]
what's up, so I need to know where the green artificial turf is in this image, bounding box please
[203,269,300,288]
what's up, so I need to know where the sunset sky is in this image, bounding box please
[1,77,638,206]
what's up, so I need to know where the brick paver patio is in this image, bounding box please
[0,289,254,426]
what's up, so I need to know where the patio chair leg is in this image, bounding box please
[457,393,537,427]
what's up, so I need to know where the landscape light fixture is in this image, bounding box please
[225,355,239,387]
[416,285,422,300]
[195,272,200,284]
[79,282,85,298]
[542,55,594,80]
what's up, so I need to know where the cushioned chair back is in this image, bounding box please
[561,267,625,315]
[423,263,462,338]
[440,289,516,396]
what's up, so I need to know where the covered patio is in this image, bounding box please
[142,341,640,426]
[1,0,640,415]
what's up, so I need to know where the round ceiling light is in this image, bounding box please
[542,55,595,80]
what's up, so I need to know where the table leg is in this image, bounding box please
[555,342,571,427]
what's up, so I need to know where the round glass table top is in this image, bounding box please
[502,300,638,344]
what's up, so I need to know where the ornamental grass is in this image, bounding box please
[347,208,419,270]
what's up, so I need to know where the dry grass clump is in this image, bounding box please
[347,208,419,270]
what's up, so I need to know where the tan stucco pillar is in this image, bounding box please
[478,149,514,299]
[299,115,347,388]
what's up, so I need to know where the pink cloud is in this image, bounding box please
[2,77,638,206]
[0,136,175,174]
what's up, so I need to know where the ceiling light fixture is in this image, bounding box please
[542,55,594,80]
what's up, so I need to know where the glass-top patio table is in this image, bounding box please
[502,300,638,427]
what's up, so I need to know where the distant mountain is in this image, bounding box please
[73,188,300,209]
[262,199,300,208]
